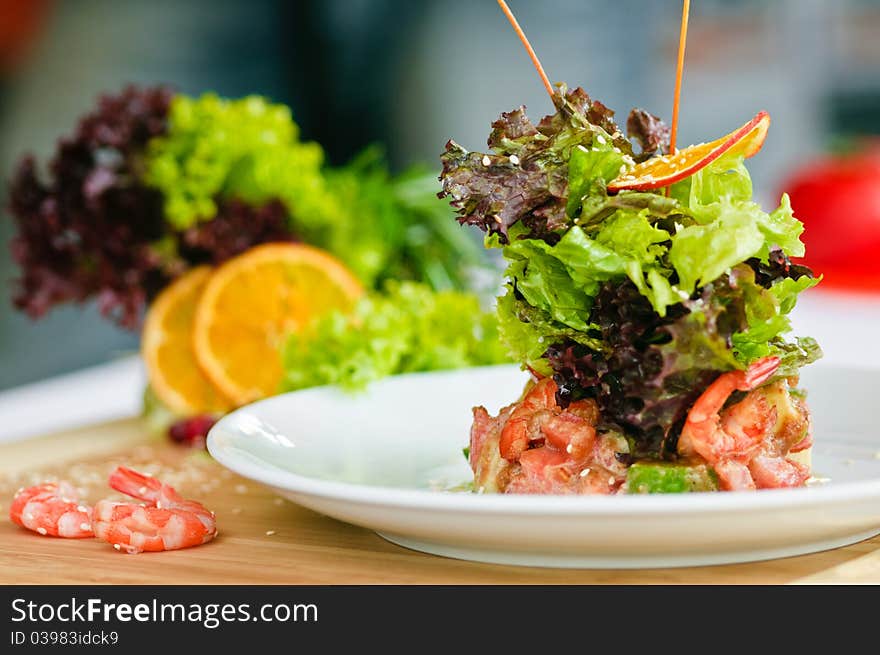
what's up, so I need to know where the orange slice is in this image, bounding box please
[192,243,364,405]
[142,266,233,416]
[608,111,770,192]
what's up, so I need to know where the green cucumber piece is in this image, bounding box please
[625,461,719,493]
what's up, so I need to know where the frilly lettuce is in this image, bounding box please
[280,282,510,392]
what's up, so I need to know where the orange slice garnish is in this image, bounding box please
[192,243,364,405]
[608,111,770,193]
[142,266,233,416]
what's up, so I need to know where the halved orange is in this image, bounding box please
[192,243,364,405]
[142,266,234,416]
[608,111,770,192]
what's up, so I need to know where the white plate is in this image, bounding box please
[207,363,880,568]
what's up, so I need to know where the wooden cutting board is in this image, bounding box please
[1,417,878,584]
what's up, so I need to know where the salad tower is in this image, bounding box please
[440,86,821,494]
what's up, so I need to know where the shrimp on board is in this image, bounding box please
[9,482,93,538]
[678,356,810,491]
[92,466,216,554]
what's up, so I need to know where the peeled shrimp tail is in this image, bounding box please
[109,466,179,505]
[740,356,780,390]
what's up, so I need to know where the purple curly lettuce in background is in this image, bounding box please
[7,85,174,328]
[6,86,300,329]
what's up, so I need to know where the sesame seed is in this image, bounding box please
[608,476,615,486]
[80,523,90,531]
[596,135,606,145]
[509,154,520,165]
[138,486,147,495]
[265,530,276,536]
[481,155,491,166]
[579,468,591,477]
[566,444,573,454]
[114,544,121,551]
[612,147,621,153]
[77,505,88,513]
[37,527,47,535]
[618,164,627,174]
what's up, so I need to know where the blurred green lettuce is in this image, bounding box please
[280,282,511,392]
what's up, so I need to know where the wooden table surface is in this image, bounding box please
[1,418,878,584]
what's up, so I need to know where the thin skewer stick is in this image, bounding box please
[666,0,691,196]
[496,0,555,99]
[669,0,691,155]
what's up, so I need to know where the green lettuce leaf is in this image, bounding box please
[503,226,628,329]
[495,290,603,375]
[669,213,764,294]
[674,153,806,259]
[761,193,805,258]
[566,144,627,217]
[279,282,510,392]
[731,268,821,361]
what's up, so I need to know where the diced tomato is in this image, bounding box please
[541,413,596,461]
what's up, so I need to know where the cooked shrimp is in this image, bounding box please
[498,377,558,461]
[678,356,809,490]
[9,482,93,538]
[92,466,216,554]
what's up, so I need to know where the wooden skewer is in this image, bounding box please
[667,0,691,196]
[496,0,555,99]
[669,0,691,155]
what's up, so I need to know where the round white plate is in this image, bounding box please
[207,363,880,568]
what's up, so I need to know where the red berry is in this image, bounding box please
[168,414,217,447]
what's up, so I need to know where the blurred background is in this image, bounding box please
[2,0,880,390]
